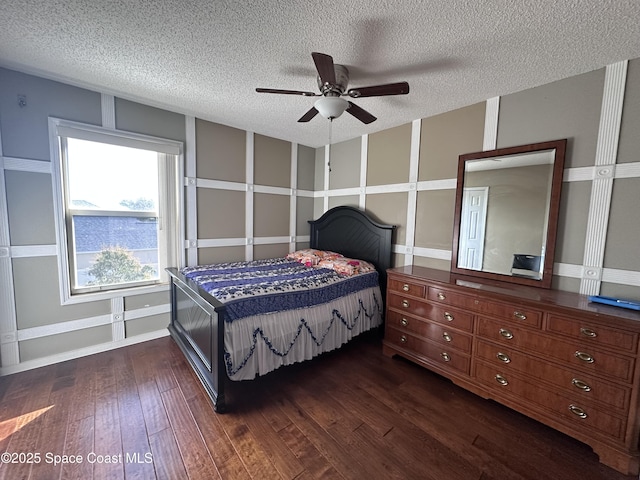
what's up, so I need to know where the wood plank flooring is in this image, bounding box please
[0,333,635,479]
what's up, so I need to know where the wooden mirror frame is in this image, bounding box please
[450,139,567,289]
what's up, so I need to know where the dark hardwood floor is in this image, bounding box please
[0,332,635,479]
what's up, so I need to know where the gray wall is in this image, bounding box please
[2,56,639,374]
[319,59,640,299]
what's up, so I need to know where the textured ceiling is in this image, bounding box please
[1,1,639,148]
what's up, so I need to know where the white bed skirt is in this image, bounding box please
[224,285,383,381]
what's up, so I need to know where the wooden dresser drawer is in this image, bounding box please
[386,326,470,374]
[388,278,426,298]
[545,314,638,353]
[428,286,477,310]
[387,294,474,332]
[428,286,542,328]
[476,317,635,383]
[474,361,626,440]
[481,302,542,328]
[475,339,631,411]
[386,310,472,352]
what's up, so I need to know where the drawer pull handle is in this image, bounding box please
[580,327,597,338]
[437,292,446,300]
[402,284,410,292]
[571,378,592,392]
[442,332,452,342]
[513,311,527,320]
[400,318,409,327]
[495,374,509,386]
[401,300,410,308]
[400,335,407,344]
[499,328,514,340]
[496,352,511,363]
[440,352,451,362]
[443,312,454,322]
[568,404,588,419]
[575,351,595,363]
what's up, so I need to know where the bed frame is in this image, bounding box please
[166,206,395,412]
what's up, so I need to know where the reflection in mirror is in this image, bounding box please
[451,140,567,289]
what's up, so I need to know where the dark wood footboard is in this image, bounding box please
[167,267,228,412]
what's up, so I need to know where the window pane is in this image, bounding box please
[72,215,160,288]
[66,138,159,211]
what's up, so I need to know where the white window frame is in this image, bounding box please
[49,118,184,305]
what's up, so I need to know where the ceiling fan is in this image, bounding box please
[256,52,409,125]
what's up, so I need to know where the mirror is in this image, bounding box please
[450,139,567,289]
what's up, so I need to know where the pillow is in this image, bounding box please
[317,257,377,276]
[286,249,343,267]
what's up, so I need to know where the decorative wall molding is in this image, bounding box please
[3,157,52,173]
[0,124,19,368]
[615,162,640,178]
[289,143,298,252]
[101,94,116,129]
[413,246,451,261]
[580,60,628,296]
[111,297,125,342]
[17,313,112,342]
[185,116,198,266]
[416,178,457,191]
[359,135,368,209]
[15,303,171,343]
[564,166,596,182]
[404,119,421,265]
[245,132,254,261]
[10,245,57,257]
[253,184,292,196]
[124,303,170,320]
[483,96,500,151]
[602,268,640,287]
[197,236,311,249]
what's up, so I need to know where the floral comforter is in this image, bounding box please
[181,257,379,323]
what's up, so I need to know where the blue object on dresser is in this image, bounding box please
[588,295,640,311]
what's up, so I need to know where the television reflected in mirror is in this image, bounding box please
[450,139,567,289]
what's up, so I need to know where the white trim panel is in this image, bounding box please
[580,60,628,296]
[101,94,116,129]
[10,245,57,257]
[3,157,52,174]
[483,97,500,151]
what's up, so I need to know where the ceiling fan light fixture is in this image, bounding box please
[314,97,348,120]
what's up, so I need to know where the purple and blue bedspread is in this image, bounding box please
[181,257,379,322]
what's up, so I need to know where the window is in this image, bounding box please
[50,118,183,303]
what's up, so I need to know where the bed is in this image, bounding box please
[166,206,395,412]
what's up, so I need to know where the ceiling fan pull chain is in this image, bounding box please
[327,119,333,172]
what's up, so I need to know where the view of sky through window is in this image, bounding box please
[66,138,159,211]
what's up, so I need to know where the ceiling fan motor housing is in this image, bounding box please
[317,64,349,95]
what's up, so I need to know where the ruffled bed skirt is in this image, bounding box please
[224,286,383,381]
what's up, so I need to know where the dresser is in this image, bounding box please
[382,265,640,475]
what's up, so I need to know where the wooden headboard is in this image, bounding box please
[308,206,396,292]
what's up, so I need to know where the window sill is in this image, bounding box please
[61,282,170,305]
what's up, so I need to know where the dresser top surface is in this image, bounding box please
[388,265,640,324]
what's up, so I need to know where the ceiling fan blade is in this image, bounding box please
[298,107,319,122]
[347,81,410,98]
[256,88,317,96]
[346,102,376,124]
[311,52,336,86]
